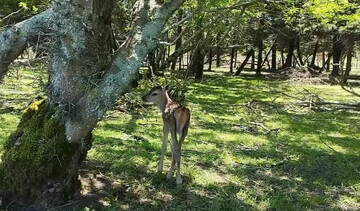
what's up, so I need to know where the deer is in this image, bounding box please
[142,85,190,184]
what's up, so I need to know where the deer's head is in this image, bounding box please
[142,85,172,111]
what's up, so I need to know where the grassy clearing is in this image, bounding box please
[0,67,46,154]
[1,68,360,210]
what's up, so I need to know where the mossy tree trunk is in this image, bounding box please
[0,0,185,209]
[1,99,91,209]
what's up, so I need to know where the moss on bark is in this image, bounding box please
[0,99,87,209]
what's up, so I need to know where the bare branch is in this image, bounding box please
[203,0,259,13]
[0,9,54,82]
[0,8,24,23]
[216,7,246,46]
[341,83,360,98]
[162,12,191,34]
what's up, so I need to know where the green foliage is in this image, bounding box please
[0,0,49,26]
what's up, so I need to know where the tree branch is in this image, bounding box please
[65,0,185,142]
[0,9,54,82]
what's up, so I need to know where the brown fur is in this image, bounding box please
[142,86,190,184]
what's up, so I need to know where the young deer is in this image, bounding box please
[142,85,190,184]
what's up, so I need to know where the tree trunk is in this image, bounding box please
[234,50,237,68]
[148,50,157,78]
[191,48,205,80]
[235,49,253,75]
[326,53,331,71]
[256,40,263,76]
[272,44,277,71]
[0,0,185,208]
[262,39,277,69]
[190,8,204,80]
[208,49,213,71]
[230,47,235,73]
[331,34,342,76]
[296,38,304,66]
[179,56,182,70]
[282,38,295,68]
[251,49,255,69]
[216,47,221,67]
[171,10,183,71]
[1,99,92,209]
[310,39,319,68]
[343,35,354,83]
[323,52,332,72]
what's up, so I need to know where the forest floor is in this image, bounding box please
[1,67,360,210]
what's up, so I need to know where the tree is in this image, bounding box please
[0,0,184,208]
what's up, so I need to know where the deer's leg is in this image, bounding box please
[175,126,188,184]
[166,140,177,179]
[158,124,169,172]
[175,145,182,184]
[167,119,178,180]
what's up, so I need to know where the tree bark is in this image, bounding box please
[331,34,342,76]
[296,38,304,66]
[0,9,54,82]
[310,39,319,68]
[282,38,295,68]
[63,0,185,142]
[216,47,221,67]
[230,47,235,73]
[343,34,354,83]
[235,49,253,75]
[251,49,255,69]
[191,47,205,80]
[271,43,277,71]
[234,50,237,68]
[171,14,182,71]
[190,7,204,80]
[0,0,185,208]
[256,40,263,76]
[170,11,183,71]
[147,50,156,78]
[208,49,213,71]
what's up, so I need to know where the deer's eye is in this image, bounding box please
[152,93,158,96]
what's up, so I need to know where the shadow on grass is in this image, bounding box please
[57,72,360,210]
[68,132,256,211]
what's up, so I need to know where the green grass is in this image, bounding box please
[0,67,46,154]
[1,68,360,210]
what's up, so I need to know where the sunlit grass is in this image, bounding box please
[1,67,360,210]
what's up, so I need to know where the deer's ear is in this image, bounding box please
[164,85,172,91]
